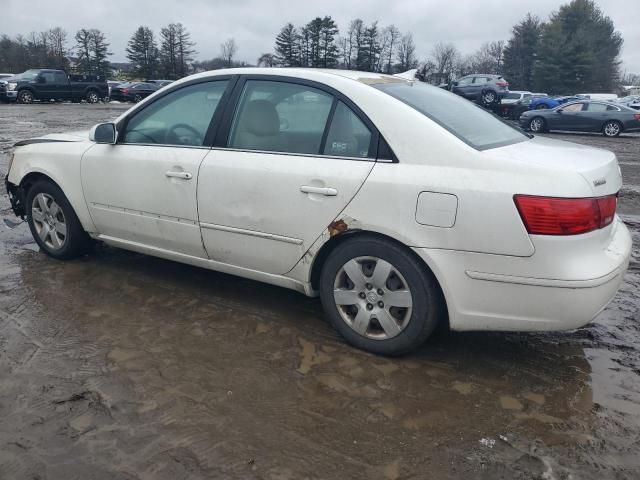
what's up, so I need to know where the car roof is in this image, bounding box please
[169,67,410,89]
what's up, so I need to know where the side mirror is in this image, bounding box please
[89,123,117,144]
[556,109,563,113]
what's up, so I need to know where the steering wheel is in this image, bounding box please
[166,123,204,146]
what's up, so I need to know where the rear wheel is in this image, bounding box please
[602,120,622,137]
[319,236,445,356]
[85,90,100,103]
[481,90,497,105]
[529,116,546,133]
[17,89,34,104]
[26,180,92,260]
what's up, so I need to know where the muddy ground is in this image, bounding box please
[0,103,638,480]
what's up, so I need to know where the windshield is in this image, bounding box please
[374,81,528,150]
[13,69,41,80]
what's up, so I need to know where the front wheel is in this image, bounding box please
[529,117,546,133]
[133,94,142,103]
[319,236,445,356]
[602,120,622,137]
[26,180,92,260]
[17,90,34,104]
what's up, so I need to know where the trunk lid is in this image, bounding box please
[486,135,622,196]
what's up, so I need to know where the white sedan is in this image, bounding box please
[5,68,632,355]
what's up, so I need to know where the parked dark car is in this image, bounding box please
[147,79,174,87]
[617,95,640,110]
[449,74,509,105]
[520,101,640,137]
[0,69,108,103]
[109,82,160,102]
[502,94,548,119]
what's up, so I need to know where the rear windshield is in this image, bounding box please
[374,81,528,150]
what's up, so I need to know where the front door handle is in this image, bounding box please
[300,185,338,196]
[166,171,193,180]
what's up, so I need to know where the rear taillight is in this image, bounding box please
[122,88,129,94]
[496,81,509,87]
[634,113,640,121]
[514,194,617,235]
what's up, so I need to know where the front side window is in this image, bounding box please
[456,77,473,86]
[228,80,333,155]
[323,101,372,158]
[123,80,228,146]
[374,81,527,150]
[562,103,584,112]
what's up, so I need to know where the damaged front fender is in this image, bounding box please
[4,176,25,218]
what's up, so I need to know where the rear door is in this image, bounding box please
[197,76,378,274]
[583,102,614,131]
[54,71,70,99]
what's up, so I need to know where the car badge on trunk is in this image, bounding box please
[593,178,607,187]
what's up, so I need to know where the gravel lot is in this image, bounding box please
[0,103,639,479]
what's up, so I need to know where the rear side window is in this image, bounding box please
[323,101,372,158]
[123,80,228,146]
[229,80,333,155]
[374,81,527,150]
[585,103,610,112]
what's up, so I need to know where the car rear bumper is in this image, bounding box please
[413,218,632,332]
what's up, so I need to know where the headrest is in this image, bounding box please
[242,99,280,137]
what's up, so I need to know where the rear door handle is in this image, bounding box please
[166,171,193,180]
[300,185,338,196]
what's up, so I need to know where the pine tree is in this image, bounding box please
[74,29,93,74]
[88,29,111,77]
[160,24,179,79]
[274,23,300,67]
[533,0,622,93]
[319,16,339,68]
[175,23,196,77]
[502,14,544,90]
[126,26,159,79]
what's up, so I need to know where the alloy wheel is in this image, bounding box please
[31,193,67,251]
[19,90,34,104]
[530,118,544,133]
[604,121,620,137]
[333,256,413,340]
[483,91,496,104]
[87,91,99,103]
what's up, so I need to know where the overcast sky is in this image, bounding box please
[2,0,639,74]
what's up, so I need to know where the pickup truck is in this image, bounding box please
[0,69,109,104]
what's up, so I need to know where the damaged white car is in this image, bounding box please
[5,68,632,355]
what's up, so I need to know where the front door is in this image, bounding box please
[81,79,230,257]
[553,102,587,130]
[198,79,376,275]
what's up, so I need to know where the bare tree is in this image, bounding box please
[220,38,237,67]
[396,33,417,72]
[431,42,459,82]
[469,40,505,74]
[257,53,275,67]
[381,25,400,73]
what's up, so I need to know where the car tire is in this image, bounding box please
[319,235,445,356]
[17,89,34,104]
[529,117,547,133]
[134,94,142,103]
[26,180,92,260]
[85,90,100,103]
[536,104,548,110]
[602,120,622,138]
[480,90,497,105]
